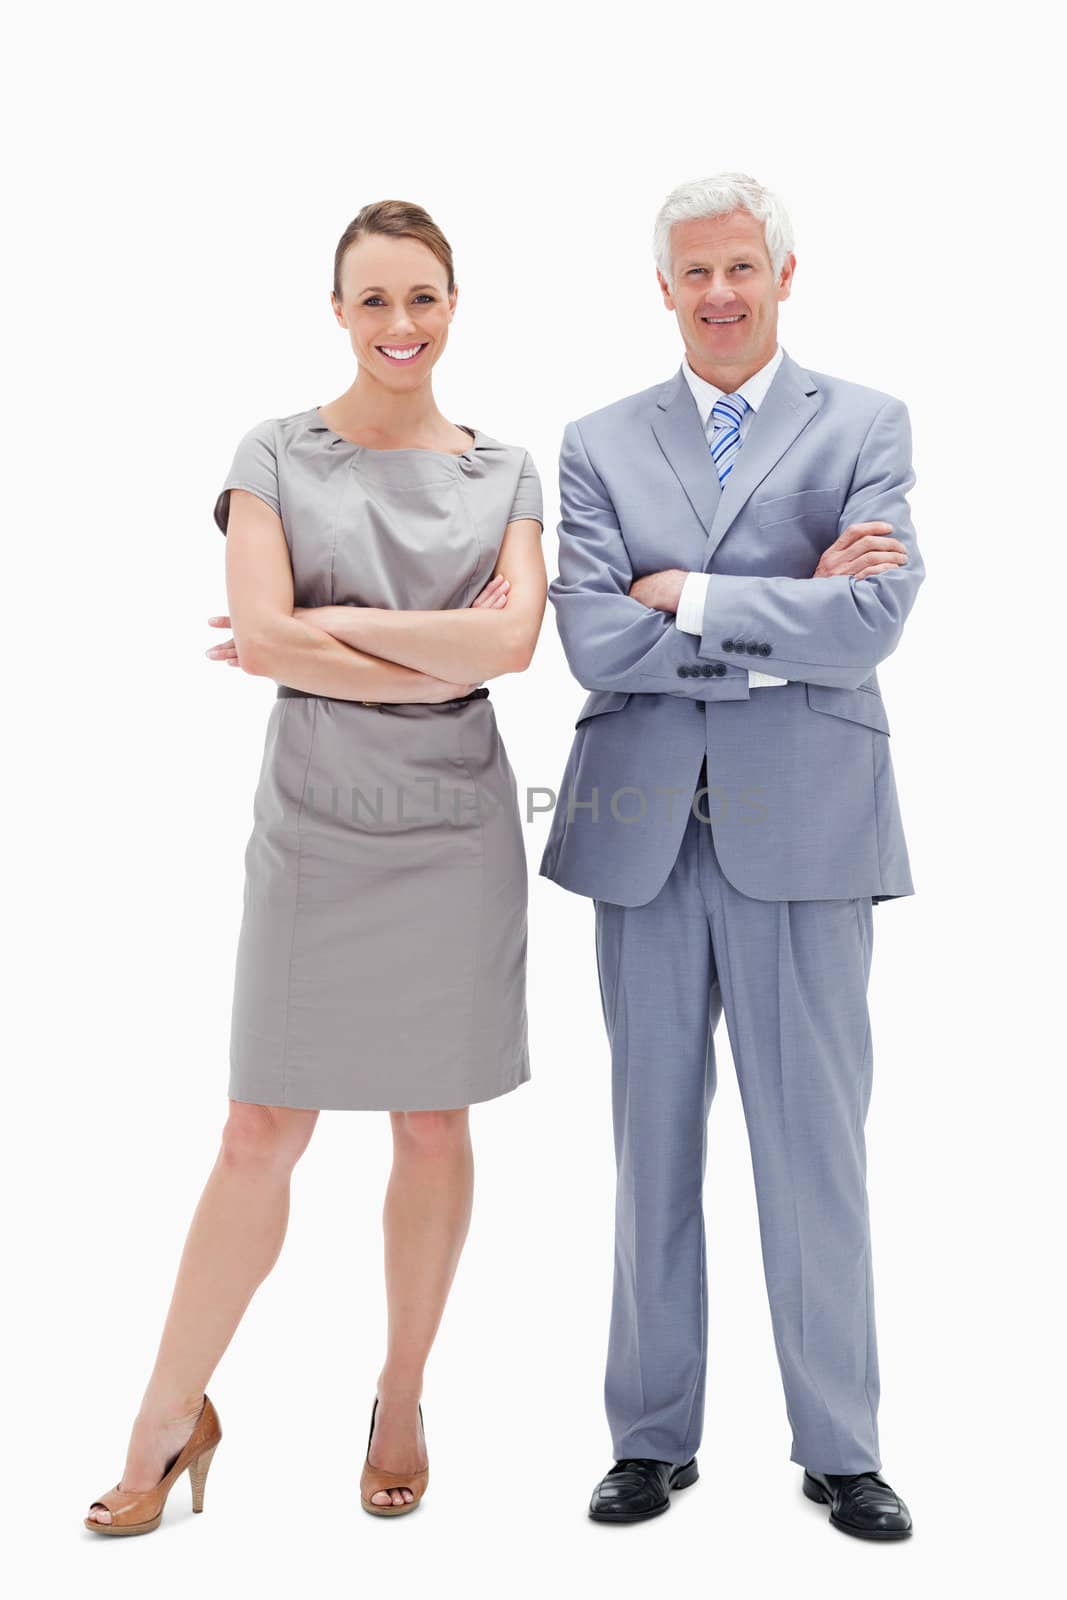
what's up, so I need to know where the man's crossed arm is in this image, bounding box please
[548,400,924,697]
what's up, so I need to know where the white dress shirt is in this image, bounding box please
[674,344,788,687]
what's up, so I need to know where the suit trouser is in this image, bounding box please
[592,762,881,1474]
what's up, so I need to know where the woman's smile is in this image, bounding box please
[376,341,429,365]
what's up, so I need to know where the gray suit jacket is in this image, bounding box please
[538,346,924,905]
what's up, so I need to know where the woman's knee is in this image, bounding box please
[391,1107,470,1158]
[220,1099,318,1171]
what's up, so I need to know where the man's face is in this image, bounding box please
[657,209,794,383]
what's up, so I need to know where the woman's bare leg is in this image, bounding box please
[367,1107,474,1507]
[87,1099,319,1523]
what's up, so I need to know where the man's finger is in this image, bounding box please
[847,554,907,577]
[835,521,895,550]
[844,549,907,572]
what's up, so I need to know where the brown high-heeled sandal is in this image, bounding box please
[359,1395,429,1516]
[84,1392,222,1536]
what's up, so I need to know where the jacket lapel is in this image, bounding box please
[650,346,821,569]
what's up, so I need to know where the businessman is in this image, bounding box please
[539,172,921,1540]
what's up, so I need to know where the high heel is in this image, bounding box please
[359,1395,429,1517]
[84,1393,222,1536]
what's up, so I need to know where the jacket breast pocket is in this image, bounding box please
[806,682,890,734]
[755,487,842,529]
[575,690,633,727]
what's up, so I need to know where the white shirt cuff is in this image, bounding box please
[675,571,710,634]
[676,572,787,686]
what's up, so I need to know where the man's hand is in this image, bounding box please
[814,522,908,580]
[628,568,688,614]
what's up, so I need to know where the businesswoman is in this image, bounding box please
[85,200,547,1530]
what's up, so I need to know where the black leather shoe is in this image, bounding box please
[588,1457,699,1522]
[802,1467,912,1539]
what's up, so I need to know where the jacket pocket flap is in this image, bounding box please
[575,690,633,726]
[755,487,841,527]
[806,682,890,733]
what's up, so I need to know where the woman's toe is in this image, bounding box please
[369,1482,415,1505]
[88,1505,112,1523]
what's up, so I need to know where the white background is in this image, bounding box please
[7,2,1062,1596]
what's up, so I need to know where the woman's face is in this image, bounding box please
[332,234,456,385]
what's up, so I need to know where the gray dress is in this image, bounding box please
[212,407,544,1110]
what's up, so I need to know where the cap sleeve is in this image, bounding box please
[506,449,544,531]
[213,419,280,535]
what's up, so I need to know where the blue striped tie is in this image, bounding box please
[709,393,750,484]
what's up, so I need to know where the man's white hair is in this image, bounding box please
[652,172,795,288]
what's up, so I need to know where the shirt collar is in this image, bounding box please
[681,342,784,429]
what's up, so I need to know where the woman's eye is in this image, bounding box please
[362,295,436,307]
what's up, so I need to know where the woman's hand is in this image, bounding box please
[415,579,508,697]
[205,615,240,665]
[470,573,510,609]
[204,605,333,665]
[417,574,510,696]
